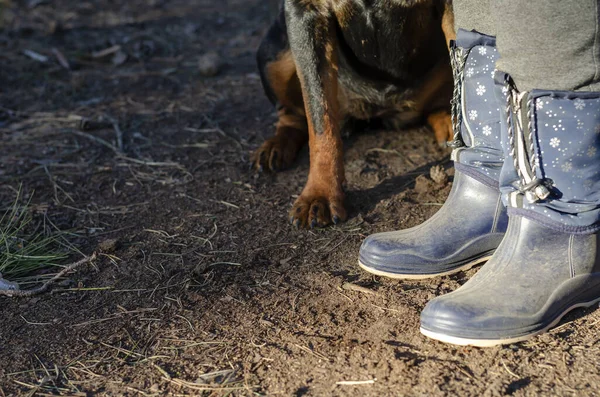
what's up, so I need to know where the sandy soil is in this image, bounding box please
[1,1,599,395]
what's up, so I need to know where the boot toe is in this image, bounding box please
[418,293,530,345]
[420,294,493,339]
[358,171,507,278]
[358,230,500,277]
[358,232,438,275]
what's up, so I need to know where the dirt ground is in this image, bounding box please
[1,1,600,396]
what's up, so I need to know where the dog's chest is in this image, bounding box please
[332,0,442,83]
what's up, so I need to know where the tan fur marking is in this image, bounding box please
[441,2,456,49]
[254,50,308,173]
[332,0,356,28]
[427,110,453,145]
[277,113,307,130]
[402,60,453,118]
[266,50,305,114]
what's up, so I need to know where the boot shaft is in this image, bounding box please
[498,76,600,233]
[450,29,504,184]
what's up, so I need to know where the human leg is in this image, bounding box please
[420,0,600,346]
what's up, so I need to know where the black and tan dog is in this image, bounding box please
[254,0,456,228]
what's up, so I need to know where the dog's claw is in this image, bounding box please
[270,151,278,171]
[290,193,347,229]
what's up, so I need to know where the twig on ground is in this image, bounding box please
[183,127,225,135]
[152,363,171,380]
[43,165,75,204]
[371,303,402,313]
[500,359,519,379]
[0,253,97,297]
[207,262,241,267]
[336,379,377,386]
[163,377,251,392]
[366,148,401,155]
[341,282,379,296]
[292,343,331,361]
[104,115,123,151]
[23,49,48,63]
[52,48,71,70]
[118,156,183,168]
[91,45,122,59]
[211,200,239,209]
[66,130,121,155]
[20,315,52,326]
[70,307,158,327]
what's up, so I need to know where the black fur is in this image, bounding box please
[257,6,289,107]
[284,0,335,135]
[258,0,449,127]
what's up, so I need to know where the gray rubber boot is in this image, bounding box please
[358,172,505,278]
[420,81,600,346]
[359,30,507,278]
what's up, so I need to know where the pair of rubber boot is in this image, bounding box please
[359,30,600,347]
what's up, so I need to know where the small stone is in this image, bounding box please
[414,175,434,194]
[0,274,19,291]
[430,165,448,185]
[111,51,128,66]
[98,238,118,253]
[57,278,74,287]
[198,52,221,77]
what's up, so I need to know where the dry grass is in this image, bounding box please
[0,189,73,282]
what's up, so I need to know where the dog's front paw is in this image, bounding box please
[253,135,299,172]
[289,191,347,229]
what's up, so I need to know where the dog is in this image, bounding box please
[254,0,456,228]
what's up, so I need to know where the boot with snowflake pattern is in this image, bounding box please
[359,29,508,279]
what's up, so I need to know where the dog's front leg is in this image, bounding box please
[285,0,346,228]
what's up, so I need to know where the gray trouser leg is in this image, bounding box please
[492,0,600,92]
[453,0,600,92]
[452,0,495,37]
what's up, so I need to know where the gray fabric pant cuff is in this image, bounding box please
[492,0,600,92]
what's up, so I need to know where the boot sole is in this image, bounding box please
[420,295,600,347]
[357,255,493,280]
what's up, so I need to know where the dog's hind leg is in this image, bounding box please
[254,8,308,172]
[440,0,456,49]
[285,0,347,228]
[412,1,455,146]
[425,0,455,145]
